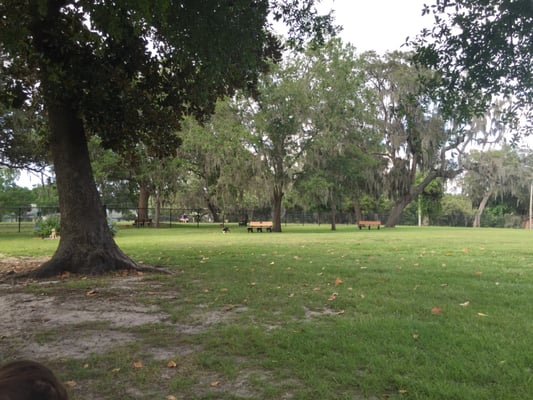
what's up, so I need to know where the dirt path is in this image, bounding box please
[0,257,170,360]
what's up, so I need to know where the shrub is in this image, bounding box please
[34,216,61,238]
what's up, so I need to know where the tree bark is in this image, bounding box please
[386,170,440,227]
[137,182,150,221]
[32,102,137,277]
[204,191,220,223]
[272,185,283,232]
[330,202,337,231]
[473,191,491,228]
[353,199,363,224]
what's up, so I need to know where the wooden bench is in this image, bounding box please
[248,221,273,232]
[358,220,381,230]
[133,218,153,227]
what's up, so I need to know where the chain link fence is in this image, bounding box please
[0,204,527,233]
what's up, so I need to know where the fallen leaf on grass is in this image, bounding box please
[86,289,97,296]
[474,271,482,276]
[133,360,143,368]
[431,307,443,314]
[167,361,177,368]
[328,292,338,301]
[112,368,121,373]
[167,396,177,400]
[64,381,77,388]
[210,381,220,387]
[477,312,488,317]
[334,277,343,286]
[459,301,470,307]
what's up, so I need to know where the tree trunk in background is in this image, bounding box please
[386,171,440,227]
[137,182,150,221]
[32,102,137,277]
[154,188,161,228]
[353,199,363,224]
[272,186,283,232]
[330,201,337,231]
[204,193,220,223]
[473,191,491,228]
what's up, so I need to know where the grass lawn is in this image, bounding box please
[1,224,532,399]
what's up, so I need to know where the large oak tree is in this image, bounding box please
[0,0,335,276]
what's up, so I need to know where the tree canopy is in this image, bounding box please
[0,0,336,276]
[412,0,533,127]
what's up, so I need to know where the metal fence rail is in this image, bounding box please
[1,205,526,232]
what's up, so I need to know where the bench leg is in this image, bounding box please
[267,227,272,232]
[257,227,262,232]
[247,227,253,233]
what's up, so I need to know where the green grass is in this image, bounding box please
[1,224,533,399]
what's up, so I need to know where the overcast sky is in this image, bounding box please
[319,0,433,53]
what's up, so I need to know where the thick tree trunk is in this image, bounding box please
[272,186,283,232]
[386,196,413,228]
[32,102,137,277]
[473,191,491,228]
[353,199,363,223]
[205,195,220,223]
[386,170,440,228]
[137,182,150,221]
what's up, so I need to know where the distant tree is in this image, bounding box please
[416,176,444,225]
[178,101,256,222]
[240,58,315,232]
[365,52,461,227]
[463,146,530,227]
[296,39,383,230]
[0,1,335,276]
[0,168,34,209]
[88,137,136,208]
[435,194,473,227]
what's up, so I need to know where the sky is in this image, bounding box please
[318,0,433,53]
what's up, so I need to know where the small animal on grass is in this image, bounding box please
[49,228,57,239]
[222,227,230,234]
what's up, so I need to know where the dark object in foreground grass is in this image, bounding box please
[0,360,69,400]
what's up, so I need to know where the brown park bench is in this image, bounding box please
[133,218,153,227]
[247,221,273,232]
[358,220,381,230]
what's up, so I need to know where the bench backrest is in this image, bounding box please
[249,221,273,227]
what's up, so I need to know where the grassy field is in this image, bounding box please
[1,224,532,399]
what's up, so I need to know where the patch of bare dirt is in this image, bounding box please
[0,255,51,276]
[0,258,249,361]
